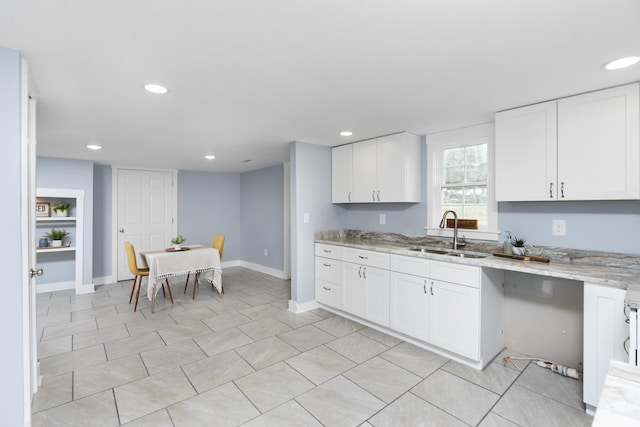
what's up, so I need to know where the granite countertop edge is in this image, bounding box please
[314,233,640,308]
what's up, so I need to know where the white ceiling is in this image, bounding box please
[1,0,639,173]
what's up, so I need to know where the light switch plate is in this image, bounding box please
[379,214,386,225]
[552,219,566,236]
[303,213,310,224]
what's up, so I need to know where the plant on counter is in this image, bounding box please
[510,236,526,255]
[52,202,71,216]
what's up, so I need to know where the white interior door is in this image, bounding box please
[116,169,176,281]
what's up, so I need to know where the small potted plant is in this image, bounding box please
[170,235,187,250]
[46,228,69,247]
[511,236,526,256]
[53,202,71,217]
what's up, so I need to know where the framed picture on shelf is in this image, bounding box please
[36,202,50,217]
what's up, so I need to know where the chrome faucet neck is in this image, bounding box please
[439,210,460,250]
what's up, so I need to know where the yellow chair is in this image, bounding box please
[126,242,173,311]
[184,234,225,298]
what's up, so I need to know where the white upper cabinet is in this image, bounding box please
[332,144,353,203]
[495,83,640,201]
[332,132,421,203]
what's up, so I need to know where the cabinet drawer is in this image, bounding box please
[343,247,389,269]
[316,280,341,308]
[390,254,430,277]
[315,257,341,283]
[430,260,480,288]
[316,243,342,260]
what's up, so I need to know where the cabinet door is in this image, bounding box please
[583,282,628,410]
[427,280,480,360]
[316,280,341,308]
[341,262,364,316]
[558,83,639,200]
[390,272,427,339]
[376,133,421,202]
[495,100,557,201]
[362,266,390,327]
[332,144,353,203]
[352,140,378,202]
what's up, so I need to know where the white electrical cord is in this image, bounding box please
[502,356,581,379]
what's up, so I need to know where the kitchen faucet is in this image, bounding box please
[439,210,465,250]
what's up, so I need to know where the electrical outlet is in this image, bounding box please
[264,248,268,256]
[552,219,566,236]
[379,214,386,225]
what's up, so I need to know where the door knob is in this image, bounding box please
[30,268,43,278]
[119,229,125,233]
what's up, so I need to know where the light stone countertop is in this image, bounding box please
[314,230,640,308]
[592,360,640,427]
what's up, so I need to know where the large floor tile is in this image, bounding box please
[235,362,314,412]
[32,389,119,427]
[121,409,174,426]
[285,345,356,385]
[326,332,388,363]
[74,353,148,399]
[168,382,260,427]
[194,327,254,356]
[442,359,521,395]
[313,316,364,337]
[296,376,385,427]
[38,335,72,359]
[235,336,299,370]
[169,305,216,324]
[41,318,97,342]
[97,310,145,329]
[515,362,584,411]
[344,356,421,403]
[238,317,291,341]
[31,372,72,413]
[379,342,448,377]
[369,392,467,427]
[72,323,129,350]
[478,412,520,427]
[278,324,336,352]
[70,305,117,322]
[105,331,165,360]
[412,370,500,426]
[241,400,323,427]
[124,314,177,336]
[140,339,207,374]
[492,385,593,426]
[114,367,196,424]
[239,303,285,320]
[274,310,323,329]
[156,320,212,345]
[202,311,252,331]
[39,344,107,376]
[358,327,404,347]
[182,349,255,392]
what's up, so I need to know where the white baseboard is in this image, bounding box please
[77,283,95,294]
[93,275,116,286]
[237,260,289,280]
[288,299,319,314]
[36,281,74,293]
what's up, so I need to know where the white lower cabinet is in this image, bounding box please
[390,272,427,339]
[583,282,628,414]
[342,261,390,327]
[428,279,480,360]
[314,244,342,309]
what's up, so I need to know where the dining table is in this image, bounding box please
[140,244,222,312]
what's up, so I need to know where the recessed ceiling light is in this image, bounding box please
[144,83,168,94]
[204,155,216,160]
[603,56,640,70]
[85,144,102,150]
[340,131,353,136]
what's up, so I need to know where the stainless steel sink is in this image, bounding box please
[447,252,486,259]
[408,247,449,254]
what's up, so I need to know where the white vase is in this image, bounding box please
[51,239,62,247]
[55,209,68,217]
[512,246,525,256]
[174,244,181,250]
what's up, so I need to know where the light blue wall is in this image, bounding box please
[240,164,285,269]
[499,200,640,254]
[0,45,27,427]
[290,141,343,304]
[36,157,94,285]
[93,163,112,277]
[177,171,241,261]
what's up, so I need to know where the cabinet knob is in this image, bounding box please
[119,229,125,233]
[30,268,43,278]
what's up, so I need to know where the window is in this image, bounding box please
[426,123,499,241]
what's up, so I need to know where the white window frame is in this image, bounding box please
[425,122,499,241]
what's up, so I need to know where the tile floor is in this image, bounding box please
[32,267,594,426]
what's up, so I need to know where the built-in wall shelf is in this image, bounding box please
[36,247,76,254]
[36,217,77,222]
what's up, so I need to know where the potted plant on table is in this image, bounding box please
[46,228,69,247]
[53,202,71,217]
[511,236,526,256]
[170,235,187,250]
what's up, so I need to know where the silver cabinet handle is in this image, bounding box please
[423,280,427,294]
[30,268,44,278]
[372,190,376,201]
[358,266,362,278]
[323,249,331,253]
[358,255,368,259]
[549,183,553,199]
[363,267,367,279]
[323,263,331,267]
[119,228,125,233]
[377,190,380,201]
[323,286,331,291]
[560,182,565,198]
[430,281,434,296]
[348,191,351,202]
